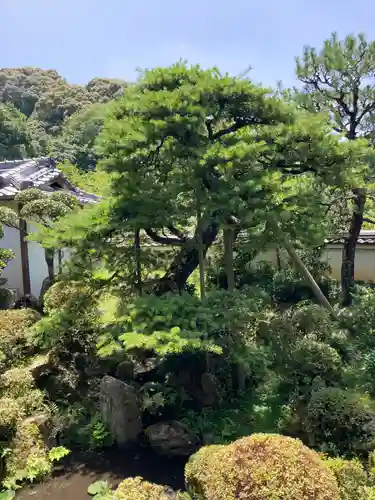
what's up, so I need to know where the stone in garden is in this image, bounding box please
[145,420,199,457]
[100,375,142,447]
[200,372,221,406]
[115,359,135,381]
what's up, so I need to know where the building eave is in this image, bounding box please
[0,157,101,204]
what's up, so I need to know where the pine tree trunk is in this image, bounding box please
[340,187,366,307]
[153,217,220,295]
[223,227,235,291]
[45,248,55,281]
[197,222,206,300]
[135,229,142,295]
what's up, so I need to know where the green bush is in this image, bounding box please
[99,289,270,361]
[305,388,375,456]
[0,309,40,367]
[3,421,51,489]
[31,281,100,359]
[185,433,340,500]
[285,337,342,388]
[0,368,34,398]
[43,280,91,314]
[0,398,24,434]
[0,368,46,436]
[114,477,176,499]
[323,457,368,500]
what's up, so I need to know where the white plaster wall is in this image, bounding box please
[27,224,50,298]
[255,245,375,282]
[0,225,23,296]
[323,245,375,282]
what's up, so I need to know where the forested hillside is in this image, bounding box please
[0,67,127,169]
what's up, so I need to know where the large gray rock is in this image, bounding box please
[145,420,199,457]
[99,375,142,447]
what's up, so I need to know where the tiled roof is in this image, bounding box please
[325,230,375,245]
[0,157,100,204]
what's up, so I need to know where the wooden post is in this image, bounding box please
[270,216,336,317]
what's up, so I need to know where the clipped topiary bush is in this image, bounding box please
[114,477,177,499]
[0,368,46,436]
[43,280,90,314]
[286,337,342,387]
[185,433,340,500]
[0,308,40,367]
[0,397,24,434]
[305,388,375,456]
[323,457,368,500]
[0,367,34,398]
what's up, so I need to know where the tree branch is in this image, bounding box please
[167,225,188,241]
[363,217,375,225]
[145,228,187,246]
[213,117,277,140]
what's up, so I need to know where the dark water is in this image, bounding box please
[16,447,187,499]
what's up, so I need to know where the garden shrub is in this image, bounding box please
[285,337,342,388]
[0,368,46,436]
[185,433,340,500]
[323,457,368,500]
[0,398,24,434]
[0,309,40,367]
[43,280,91,314]
[305,387,375,456]
[3,421,51,489]
[0,368,34,398]
[114,477,176,499]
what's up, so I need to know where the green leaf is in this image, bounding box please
[0,491,15,500]
[87,480,111,496]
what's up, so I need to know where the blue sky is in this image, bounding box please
[2,0,375,88]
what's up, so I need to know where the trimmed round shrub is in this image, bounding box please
[43,281,90,313]
[0,397,24,433]
[305,388,375,456]
[286,337,342,386]
[0,367,34,398]
[323,457,367,500]
[114,477,176,499]
[0,308,40,366]
[291,304,332,334]
[185,433,340,500]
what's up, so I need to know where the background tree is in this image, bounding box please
[0,103,34,160]
[0,67,127,162]
[295,32,375,305]
[51,103,110,170]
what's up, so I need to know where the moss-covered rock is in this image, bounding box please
[323,457,368,500]
[114,477,177,499]
[185,433,340,500]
